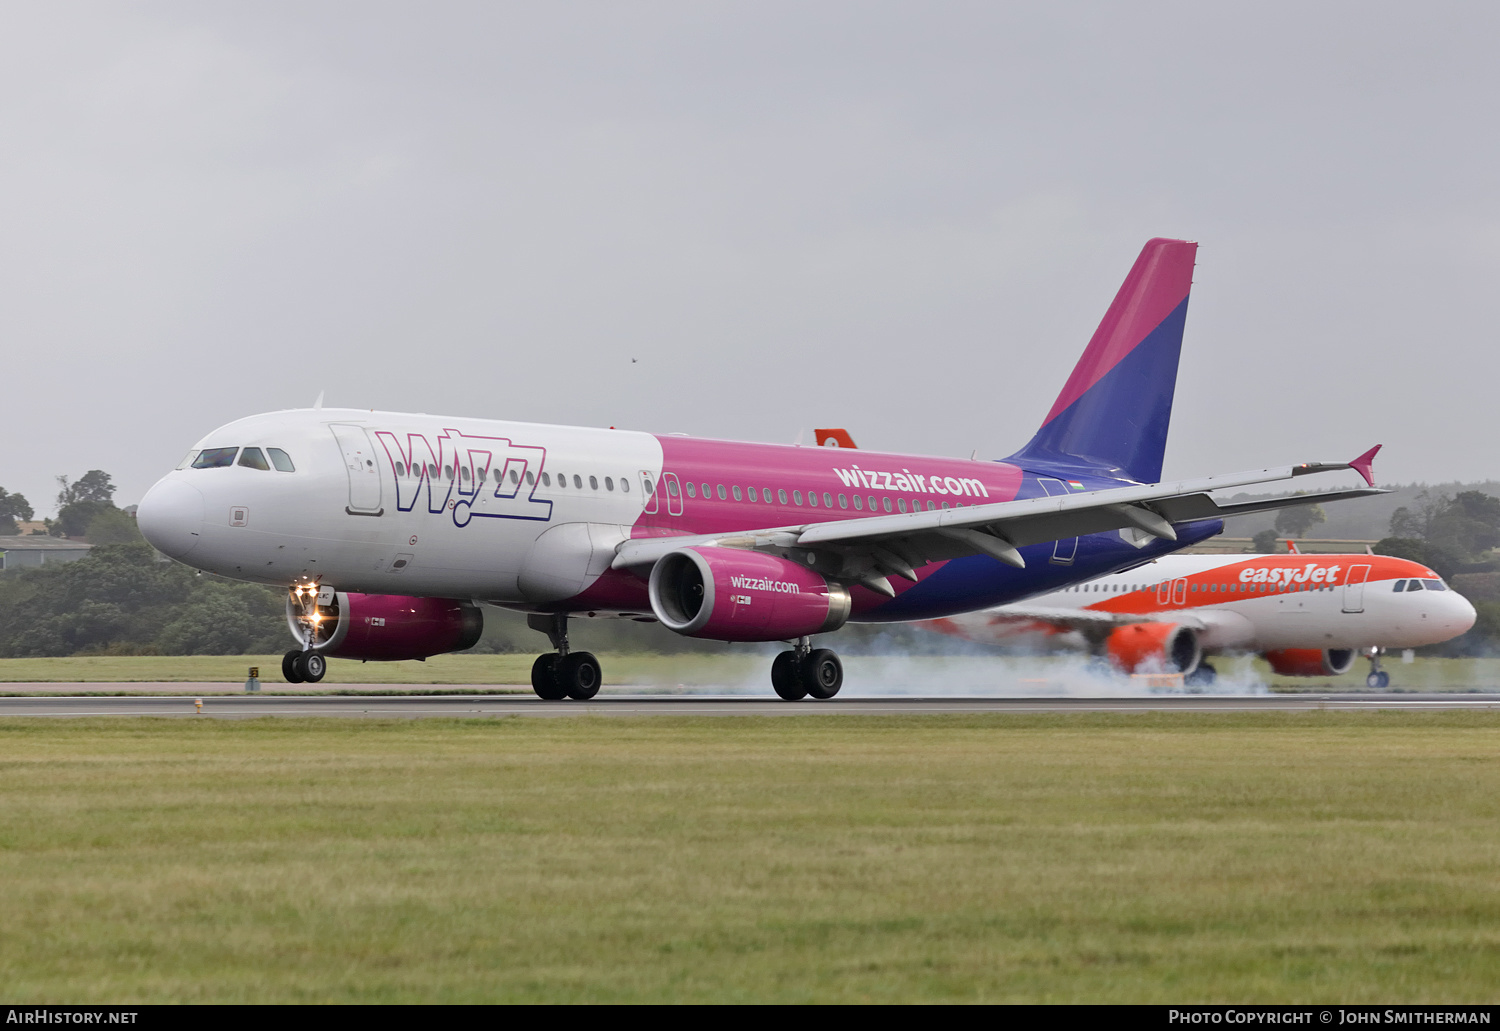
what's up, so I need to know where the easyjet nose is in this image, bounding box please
[1447,593,1478,636]
[136,479,205,560]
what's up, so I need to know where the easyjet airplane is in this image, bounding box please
[920,551,1476,688]
[135,238,1384,700]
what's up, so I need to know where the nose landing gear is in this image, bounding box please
[527,613,601,700]
[1365,647,1390,689]
[283,582,333,684]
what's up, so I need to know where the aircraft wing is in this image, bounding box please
[935,605,1256,651]
[612,450,1386,596]
[960,605,1163,632]
[957,605,1210,634]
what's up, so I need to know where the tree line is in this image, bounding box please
[0,533,960,658]
[0,470,285,656]
[5,471,1499,659]
[1,470,142,542]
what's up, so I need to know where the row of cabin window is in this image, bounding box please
[656,478,967,514]
[1070,582,1340,594]
[185,447,296,472]
[392,463,633,494]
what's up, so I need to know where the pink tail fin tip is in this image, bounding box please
[1348,445,1381,487]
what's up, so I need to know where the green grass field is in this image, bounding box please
[1,652,1498,692]
[1,713,1498,1002]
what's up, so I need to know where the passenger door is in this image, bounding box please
[1342,564,1371,613]
[330,424,383,516]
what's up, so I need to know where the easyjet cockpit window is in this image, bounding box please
[191,448,238,469]
[1423,579,1448,591]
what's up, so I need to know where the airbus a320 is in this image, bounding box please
[136,239,1384,700]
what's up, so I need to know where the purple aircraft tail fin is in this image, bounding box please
[1006,238,1197,484]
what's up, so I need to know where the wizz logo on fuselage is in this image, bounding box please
[375,428,552,526]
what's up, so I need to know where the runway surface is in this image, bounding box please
[2,692,1500,717]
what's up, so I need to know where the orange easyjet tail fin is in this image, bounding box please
[815,428,857,449]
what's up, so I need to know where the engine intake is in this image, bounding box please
[648,547,852,642]
[287,591,483,661]
[1106,622,1201,675]
[1262,648,1356,677]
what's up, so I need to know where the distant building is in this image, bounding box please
[0,536,93,571]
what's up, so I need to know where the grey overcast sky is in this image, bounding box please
[3,1,1497,515]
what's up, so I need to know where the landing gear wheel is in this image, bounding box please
[531,654,567,700]
[1185,662,1217,688]
[282,650,305,684]
[557,652,602,701]
[1367,671,1390,689]
[771,650,807,700]
[292,651,326,683]
[801,649,843,699]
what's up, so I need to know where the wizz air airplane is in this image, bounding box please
[135,238,1384,700]
[919,550,1476,688]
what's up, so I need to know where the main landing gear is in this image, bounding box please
[527,613,601,701]
[771,638,843,701]
[1365,647,1390,689]
[282,650,327,684]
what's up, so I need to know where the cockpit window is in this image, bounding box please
[192,448,238,469]
[265,448,294,472]
[176,451,199,470]
[1406,579,1425,592]
[238,447,270,471]
[1393,580,1407,592]
[1422,579,1447,591]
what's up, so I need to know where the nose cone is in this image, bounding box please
[137,478,204,560]
[1445,591,1478,637]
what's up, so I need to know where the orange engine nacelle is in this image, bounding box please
[1262,648,1356,677]
[1105,622,1201,675]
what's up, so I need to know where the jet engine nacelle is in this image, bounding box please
[287,591,484,661]
[648,547,852,642]
[1262,647,1356,677]
[1106,622,1201,674]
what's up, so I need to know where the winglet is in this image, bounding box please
[1286,540,1300,554]
[1348,445,1381,488]
[1290,444,1382,485]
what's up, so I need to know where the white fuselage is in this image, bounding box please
[140,409,662,603]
